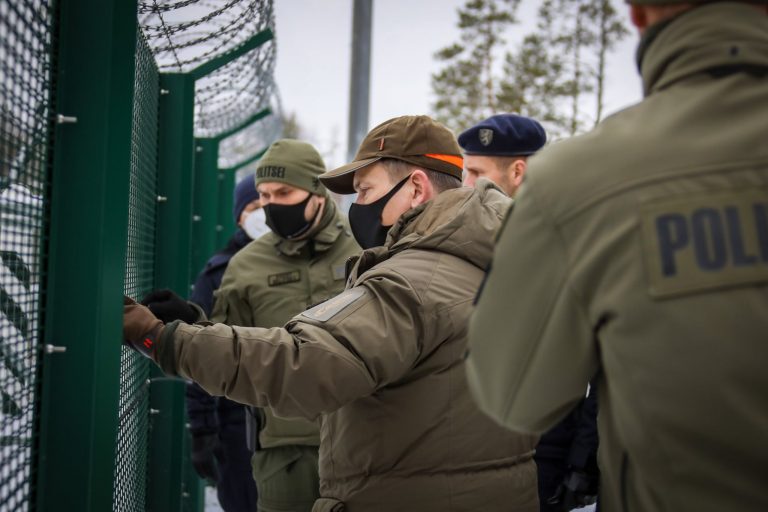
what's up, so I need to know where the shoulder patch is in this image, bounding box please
[641,189,768,298]
[300,287,367,322]
[268,270,301,287]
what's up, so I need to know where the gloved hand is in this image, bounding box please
[123,296,164,358]
[547,470,598,511]
[141,289,199,324]
[190,432,220,484]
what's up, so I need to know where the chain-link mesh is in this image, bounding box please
[0,0,54,510]
[139,0,277,140]
[113,29,159,512]
[218,96,282,169]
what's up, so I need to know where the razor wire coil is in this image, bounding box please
[139,0,280,149]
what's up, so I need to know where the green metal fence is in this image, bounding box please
[0,0,53,509]
[0,0,281,510]
[113,28,158,512]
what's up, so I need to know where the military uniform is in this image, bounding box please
[467,4,768,512]
[157,181,539,511]
[211,197,359,512]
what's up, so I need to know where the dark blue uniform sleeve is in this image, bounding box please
[186,382,219,435]
[567,386,599,474]
[186,258,229,434]
[190,267,219,317]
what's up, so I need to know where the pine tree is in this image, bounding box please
[431,0,521,134]
[497,0,570,138]
[589,0,629,125]
[553,0,597,136]
[432,0,629,139]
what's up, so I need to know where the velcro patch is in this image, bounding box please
[268,270,301,287]
[640,188,768,298]
[300,288,367,322]
[332,264,346,281]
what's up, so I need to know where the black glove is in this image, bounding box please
[141,289,199,324]
[190,432,219,484]
[547,470,598,511]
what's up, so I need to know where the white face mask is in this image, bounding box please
[242,208,269,240]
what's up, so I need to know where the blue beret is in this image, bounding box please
[233,174,260,224]
[458,114,547,157]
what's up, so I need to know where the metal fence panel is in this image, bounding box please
[0,0,54,510]
[113,28,159,512]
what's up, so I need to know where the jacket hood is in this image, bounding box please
[639,2,768,96]
[386,179,511,270]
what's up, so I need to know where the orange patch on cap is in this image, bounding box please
[425,153,463,169]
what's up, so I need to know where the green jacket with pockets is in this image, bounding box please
[159,181,539,512]
[210,199,360,449]
[467,4,768,512]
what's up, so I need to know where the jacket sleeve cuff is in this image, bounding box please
[156,320,182,376]
[189,301,208,323]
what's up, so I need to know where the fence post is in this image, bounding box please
[216,169,236,248]
[155,73,195,294]
[190,138,220,280]
[150,72,202,512]
[36,0,138,509]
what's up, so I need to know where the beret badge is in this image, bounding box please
[478,128,494,146]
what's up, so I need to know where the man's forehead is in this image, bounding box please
[257,181,297,193]
[464,154,494,169]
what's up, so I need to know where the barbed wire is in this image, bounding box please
[138,0,279,154]
[138,0,203,14]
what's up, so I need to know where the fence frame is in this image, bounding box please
[150,71,199,512]
[35,0,139,509]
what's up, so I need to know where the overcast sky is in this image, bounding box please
[273,0,644,168]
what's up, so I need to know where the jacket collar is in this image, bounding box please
[639,3,768,96]
[347,179,510,282]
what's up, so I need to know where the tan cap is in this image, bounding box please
[320,115,463,195]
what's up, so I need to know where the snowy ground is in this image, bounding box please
[204,486,223,512]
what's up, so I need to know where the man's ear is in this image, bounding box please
[511,159,527,188]
[409,169,436,208]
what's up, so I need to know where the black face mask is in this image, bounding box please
[264,194,314,240]
[348,174,410,249]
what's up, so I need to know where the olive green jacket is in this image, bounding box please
[159,181,539,511]
[210,200,360,448]
[467,4,768,512]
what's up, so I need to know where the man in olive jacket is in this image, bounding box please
[124,115,539,511]
[467,3,768,512]
[211,139,360,512]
